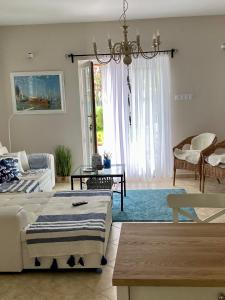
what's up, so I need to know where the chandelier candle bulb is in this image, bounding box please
[136,34,140,44]
[156,30,160,37]
[108,38,112,49]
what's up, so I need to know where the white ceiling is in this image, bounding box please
[0,0,225,26]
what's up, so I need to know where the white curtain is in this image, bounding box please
[101,54,172,179]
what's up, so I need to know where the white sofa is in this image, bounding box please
[0,191,112,272]
[0,151,55,193]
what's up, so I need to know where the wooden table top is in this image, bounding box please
[112,223,225,287]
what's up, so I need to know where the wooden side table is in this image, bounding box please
[113,223,225,300]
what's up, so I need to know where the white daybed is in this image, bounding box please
[0,190,112,272]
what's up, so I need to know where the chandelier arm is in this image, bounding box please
[112,42,124,54]
[136,45,158,59]
[140,51,158,59]
[129,41,139,58]
[113,46,123,63]
[93,41,114,64]
[95,54,113,65]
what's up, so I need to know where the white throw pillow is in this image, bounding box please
[0,146,8,155]
[2,153,24,173]
[19,150,30,171]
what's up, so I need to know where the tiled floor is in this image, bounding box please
[0,177,225,299]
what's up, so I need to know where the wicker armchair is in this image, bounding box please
[202,140,225,193]
[173,134,217,191]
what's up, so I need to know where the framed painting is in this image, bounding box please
[10,71,66,114]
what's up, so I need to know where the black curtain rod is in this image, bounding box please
[66,48,177,63]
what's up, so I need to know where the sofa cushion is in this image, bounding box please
[2,153,24,173]
[0,158,20,183]
[0,147,8,155]
[19,151,30,171]
[28,154,50,169]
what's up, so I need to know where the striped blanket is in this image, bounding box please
[25,206,107,259]
[0,179,40,193]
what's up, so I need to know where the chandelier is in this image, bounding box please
[93,0,161,66]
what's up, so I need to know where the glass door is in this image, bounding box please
[79,61,97,165]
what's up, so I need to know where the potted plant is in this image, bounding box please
[55,145,72,183]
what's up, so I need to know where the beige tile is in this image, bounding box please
[85,265,114,292]
[100,286,117,300]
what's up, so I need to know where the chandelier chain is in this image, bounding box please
[119,0,129,24]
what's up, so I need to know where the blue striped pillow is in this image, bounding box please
[0,158,20,183]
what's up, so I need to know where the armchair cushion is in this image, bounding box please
[174,133,216,165]
[207,153,225,167]
[190,133,216,150]
[174,149,201,164]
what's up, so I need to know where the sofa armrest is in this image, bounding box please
[28,153,55,188]
[0,206,28,272]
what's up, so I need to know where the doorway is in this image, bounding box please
[78,60,104,164]
[79,55,172,178]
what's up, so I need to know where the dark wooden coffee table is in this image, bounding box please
[71,164,126,211]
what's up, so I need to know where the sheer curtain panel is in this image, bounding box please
[101,54,172,179]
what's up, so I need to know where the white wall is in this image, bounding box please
[0,16,225,168]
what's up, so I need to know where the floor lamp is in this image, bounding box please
[8,113,14,152]
[8,108,34,152]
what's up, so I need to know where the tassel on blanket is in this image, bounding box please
[50,258,58,270]
[78,257,84,266]
[67,255,76,267]
[101,256,107,266]
[35,257,41,267]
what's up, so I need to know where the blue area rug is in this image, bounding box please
[112,189,196,222]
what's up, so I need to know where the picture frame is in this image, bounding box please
[10,71,66,114]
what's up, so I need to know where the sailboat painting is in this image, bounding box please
[10,71,65,113]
